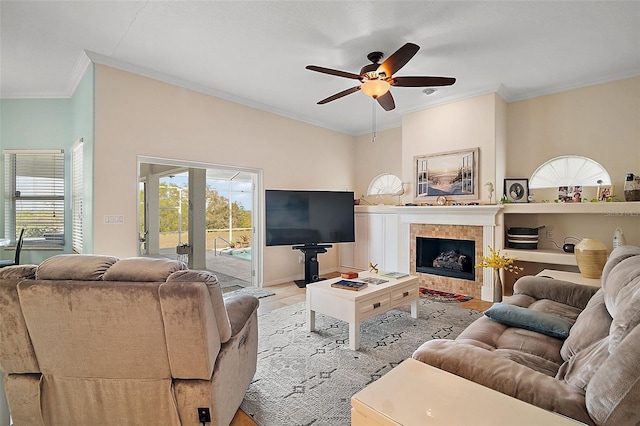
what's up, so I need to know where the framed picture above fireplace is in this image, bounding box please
[414,148,479,202]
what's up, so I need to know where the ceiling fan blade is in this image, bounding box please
[317,86,362,104]
[306,65,362,80]
[376,43,420,77]
[376,91,395,111]
[392,76,456,87]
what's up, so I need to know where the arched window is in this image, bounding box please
[529,156,611,189]
[367,173,404,195]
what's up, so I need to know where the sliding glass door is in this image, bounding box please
[138,157,262,289]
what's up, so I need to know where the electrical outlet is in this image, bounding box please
[104,215,124,225]
[546,229,553,239]
[197,407,211,423]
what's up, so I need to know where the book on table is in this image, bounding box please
[331,280,368,291]
[380,271,409,279]
[359,277,388,285]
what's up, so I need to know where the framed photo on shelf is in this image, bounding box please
[504,178,529,203]
[559,185,583,203]
[597,185,613,201]
[414,148,479,202]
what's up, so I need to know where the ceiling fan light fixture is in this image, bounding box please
[361,79,390,98]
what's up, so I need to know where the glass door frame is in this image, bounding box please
[137,155,263,288]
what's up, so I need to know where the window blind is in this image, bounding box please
[4,150,65,245]
[72,141,83,253]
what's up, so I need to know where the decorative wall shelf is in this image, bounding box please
[502,248,577,266]
[502,202,639,215]
[502,201,640,267]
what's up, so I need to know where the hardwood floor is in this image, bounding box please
[230,273,492,426]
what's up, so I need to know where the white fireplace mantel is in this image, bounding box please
[389,205,503,302]
[390,205,503,227]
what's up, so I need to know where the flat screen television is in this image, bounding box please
[265,190,355,247]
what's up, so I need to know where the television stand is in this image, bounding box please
[293,244,332,288]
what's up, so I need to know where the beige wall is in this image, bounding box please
[354,126,403,204]
[93,65,356,285]
[507,76,640,192]
[505,76,640,252]
[92,66,639,284]
[396,80,638,265]
[401,93,502,204]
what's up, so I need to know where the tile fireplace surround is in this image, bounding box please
[394,206,502,301]
[411,224,483,297]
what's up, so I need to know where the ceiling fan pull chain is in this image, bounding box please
[371,98,377,143]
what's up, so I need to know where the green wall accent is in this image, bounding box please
[0,63,94,264]
[71,63,95,254]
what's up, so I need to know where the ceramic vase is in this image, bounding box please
[575,238,608,279]
[613,227,626,249]
[493,270,503,302]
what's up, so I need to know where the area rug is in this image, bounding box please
[419,287,473,303]
[240,299,482,426]
[213,270,252,290]
[223,287,275,299]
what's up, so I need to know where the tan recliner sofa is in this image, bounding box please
[413,245,640,425]
[0,254,259,426]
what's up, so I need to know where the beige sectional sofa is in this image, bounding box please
[0,254,259,426]
[413,245,640,425]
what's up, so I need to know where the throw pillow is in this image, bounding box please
[484,303,573,339]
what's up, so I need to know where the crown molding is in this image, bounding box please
[84,50,361,136]
[504,71,640,103]
[66,51,93,98]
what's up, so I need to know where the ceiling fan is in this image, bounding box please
[306,42,456,111]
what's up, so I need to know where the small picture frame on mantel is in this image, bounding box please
[504,178,529,203]
[597,185,614,202]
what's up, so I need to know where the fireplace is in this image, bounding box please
[402,206,501,301]
[416,237,476,281]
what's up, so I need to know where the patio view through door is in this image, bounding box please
[138,158,261,290]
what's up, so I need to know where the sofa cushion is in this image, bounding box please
[604,256,640,352]
[513,275,599,310]
[18,280,172,379]
[586,322,640,425]
[557,337,610,390]
[0,264,36,279]
[560,290,611,361]
[484,303,573,339]
[456,316,565,367]
[41,375,180,426]
[0,279,39,373]
[103,257,185,282]
[158,281,221,380]
[167,270,232,343]
[36,254,118,280]
[526,299,582,323]
[600,245,640,292]
[494,348,563,376]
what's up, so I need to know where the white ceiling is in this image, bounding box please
[2,1,639,136]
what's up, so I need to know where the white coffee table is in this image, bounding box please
[305,272,419,350]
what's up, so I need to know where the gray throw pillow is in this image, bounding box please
[484,303,573,339]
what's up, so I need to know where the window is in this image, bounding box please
[4,149,65,246]
[529,156,611,189]
[71,141,83,253]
